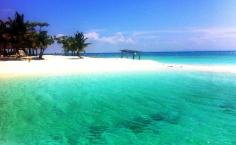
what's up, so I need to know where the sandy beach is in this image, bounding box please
[1,55,236,78]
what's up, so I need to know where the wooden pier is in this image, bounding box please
[120,49,141,60]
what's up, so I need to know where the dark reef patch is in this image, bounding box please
[120,116,152,133]
[150,111,181,125]
[88,125,108,140]
[150,113,165,121]
[219,102,235,114]
[50,134,64,144]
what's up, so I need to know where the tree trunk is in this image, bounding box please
[77,51,82,58]
[3,48,6,57]
[39,48,45,59]
[29,48,31,56]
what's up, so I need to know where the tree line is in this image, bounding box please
[0,12,90,59]
[0,12,53,59]
[56,32,90,58]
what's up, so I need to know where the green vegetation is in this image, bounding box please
[0,12,91,60]
[56,32,90,58]
[0,12,54,59]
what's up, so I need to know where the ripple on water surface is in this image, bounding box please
[0,71,236,145]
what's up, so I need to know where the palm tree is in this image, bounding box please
[29,22,48,31]
[37,31,54,59]
[56,36,69,55]
[0,20,12,57]
[7,12,28,54]
[27,22,49,56]
[26,30,39,56]
[0,20,6,57]
[37,22,49,32]
[56,33,90,57]
[73,32,90,58]
[0,12,54,59]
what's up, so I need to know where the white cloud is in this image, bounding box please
[55,34,65,38]
[85,32,135,44]
[183,28,236,46]
[133,27,236,45]
[85,32,100,40]
[133,27,236,36]
[84,27,236,52]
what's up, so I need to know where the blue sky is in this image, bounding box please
[1,0,236,52]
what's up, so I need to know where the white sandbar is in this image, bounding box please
[0,55,236,78]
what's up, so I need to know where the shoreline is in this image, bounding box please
[0,55,236,78]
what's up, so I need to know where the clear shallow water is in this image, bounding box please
[84,51,236,65]
[0,71,236,145]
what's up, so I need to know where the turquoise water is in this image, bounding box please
[85,51,236,65]
[0,71,236,145]
[142,51,236,65]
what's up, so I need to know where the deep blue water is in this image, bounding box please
[83,51,236,65]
